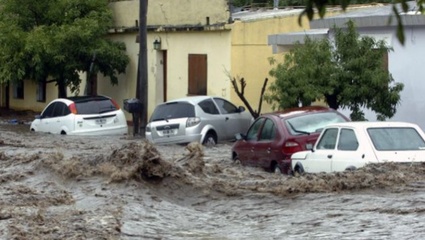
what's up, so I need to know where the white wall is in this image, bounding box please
[340,26,425,130]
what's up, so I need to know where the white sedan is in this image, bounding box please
[291,121,425,174]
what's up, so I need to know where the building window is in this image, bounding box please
[188,54,207,95]
[13,81,24,99]
[36,81,46,102]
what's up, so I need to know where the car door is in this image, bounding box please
[254,118,278,169]
[198,99,227,141]
[213,98,249,140]
[237,117,265,166]
[39,102,69,134]
[302,128,339,173]
[37,102,58,133]
[330,128,367,171]
[51,102,72,133]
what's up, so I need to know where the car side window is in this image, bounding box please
[247,118,265,141]
[198,99,219,115]
[259,119,275,141]
[52,102,68,117]
[337,129,359,151]
[213,98,238,114]
[42,103,57,118]
[316,128,338,149]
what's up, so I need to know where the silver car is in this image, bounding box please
[145,96,253,145]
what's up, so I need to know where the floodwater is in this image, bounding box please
[0,121,424,239]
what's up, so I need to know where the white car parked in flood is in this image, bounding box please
[30,95,128,136]
[291,121,425,174]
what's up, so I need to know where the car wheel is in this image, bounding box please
[232,154,241,165]
[272,163,282,174]
[294,163,304,176]
[202,132,217,146]
[345,166,357,171]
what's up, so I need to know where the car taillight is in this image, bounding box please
[186,117,201,127]
[69,103,77,114]
[282,141,303,158]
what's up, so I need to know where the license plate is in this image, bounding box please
[162,129,176,135]
[95,118,107,125]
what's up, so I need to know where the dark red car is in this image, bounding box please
[231,106,349,174]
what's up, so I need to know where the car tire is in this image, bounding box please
[294,163,305,176]
[232,154,241,165]
[345,166,357,171]
[202,132,217,146]
[272,163,282,174]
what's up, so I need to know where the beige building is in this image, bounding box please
[1,0,312,121]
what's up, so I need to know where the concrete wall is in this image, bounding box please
[110,0,230,28]
[229,10,309,113]
[102,30,231,120]
[341,26,425,130]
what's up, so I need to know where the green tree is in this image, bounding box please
[0,0,129,98]
[266,20,404,121]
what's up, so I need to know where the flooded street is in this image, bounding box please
[0,122,424,239]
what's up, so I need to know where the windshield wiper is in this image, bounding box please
[287,121,310,135]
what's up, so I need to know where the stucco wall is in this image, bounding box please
[100,30,231,121]
[230,11,310,113]
[8,80,69,112]
[110,0,230,28]
[342,26,425,130]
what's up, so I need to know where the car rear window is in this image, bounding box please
[285,112,347,135]
[75,99,117,114]
[150,102,195,121]
[368,127,425,151]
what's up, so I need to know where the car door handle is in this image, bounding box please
[225,117,229,121]
[267,148,271,154]
[251,147,254,152]
[327,154,333,159]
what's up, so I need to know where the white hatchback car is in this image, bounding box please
[30,95,128,135]
[291,121,425,174]
[145,96,253,145]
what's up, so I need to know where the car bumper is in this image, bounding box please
[69,126,128,136]
[145,133,202,145]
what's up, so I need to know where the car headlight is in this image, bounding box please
[146,125,151,132]
[186,117,201,127]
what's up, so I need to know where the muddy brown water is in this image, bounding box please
[0,122,424,239]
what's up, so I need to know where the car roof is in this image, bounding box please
[164,96,216,105]
[262,106,337,119]
[325,121,422,129]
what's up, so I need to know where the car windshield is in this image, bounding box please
[150,102,195,121]
[285,112,347,135]
[368,127,425,151]
[74,99,117,114]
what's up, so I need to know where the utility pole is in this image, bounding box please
[136,0,148,137]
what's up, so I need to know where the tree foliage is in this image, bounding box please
[266,20,404,121]
[0,0,129,97]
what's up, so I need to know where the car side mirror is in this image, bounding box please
[306,143,313,150]
[238,106,245,113]
[235,133,246,141]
